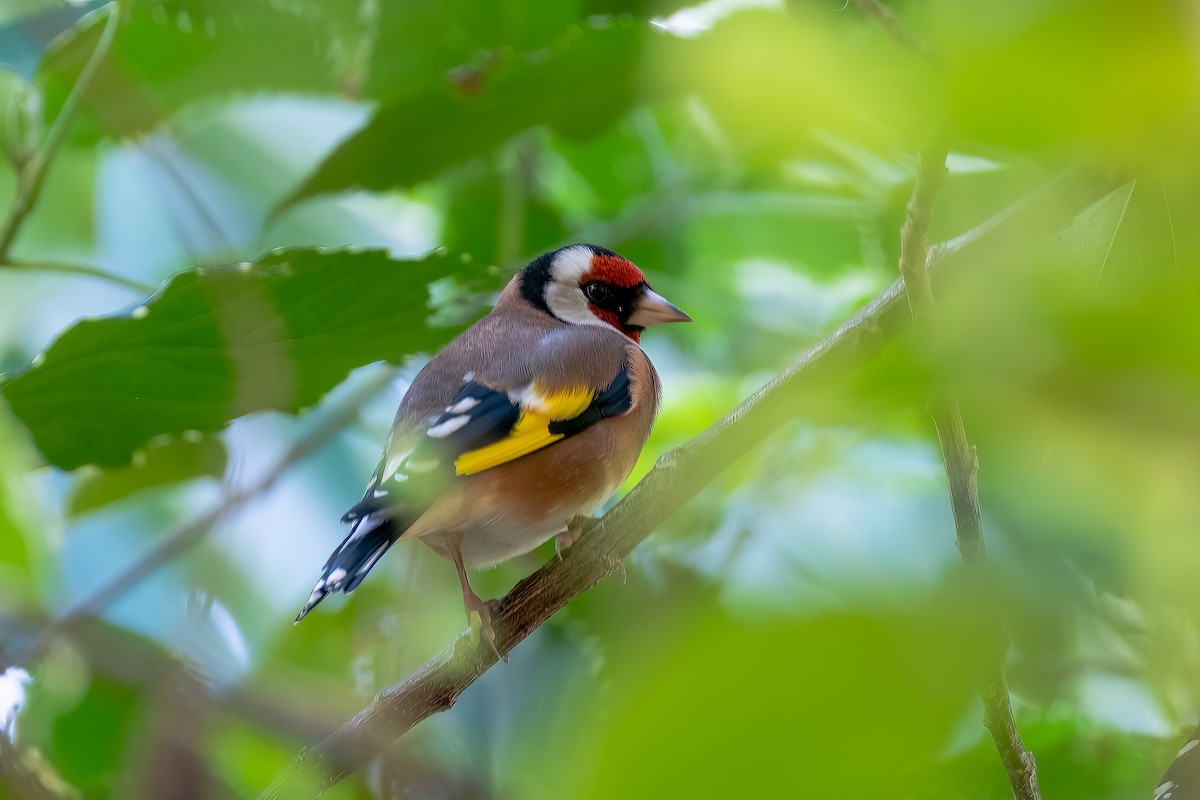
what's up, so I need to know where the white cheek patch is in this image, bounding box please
[549,245,594,283]
[544,281,608,328]
[543,245,611,328]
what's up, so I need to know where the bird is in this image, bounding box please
[295,244,690,646]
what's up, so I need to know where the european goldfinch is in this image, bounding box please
[296,244,690,642]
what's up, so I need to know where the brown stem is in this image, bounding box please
[896,140,1040,800]
[853,0,936,61]
[1,258,155,294]
[0,3,120,262]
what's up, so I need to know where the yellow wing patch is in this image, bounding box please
[453,384,593,476]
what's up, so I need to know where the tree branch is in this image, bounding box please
[0,2,119,262]
[852,0,935,61]
[69,621,495,799]
[0,258,156,294]
[257,168,1114,799]
[896,141,1040,800]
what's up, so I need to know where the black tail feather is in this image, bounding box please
[295,515,400,622]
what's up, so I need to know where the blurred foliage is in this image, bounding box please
[288,20,656,202]
[66,434,224,516]
[0,0,1197,798]
[38,0,340,142]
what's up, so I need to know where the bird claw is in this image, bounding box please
[466,599,505,662]
[603,553,627,585]
[555,515,597,560]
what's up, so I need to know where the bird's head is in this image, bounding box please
[519,244,691,342]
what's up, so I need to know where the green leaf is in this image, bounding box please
[1057,180,1137,278]
[0,403,43,613]
[44,673,139,793]
[581,0,697,16]
[365,0,585,103]
[37,0,341,142]
[67,434,226,516]
[1,248,490,470]
[285,21,658,204]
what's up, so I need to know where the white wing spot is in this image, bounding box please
[356,543,390,577]
[131,305,149,320]
[448,397,481,414]
[427,415,471,438]
[508,385,536,405]
[1,667,31,741]
[372,488,388,498]
[463,372,476,382]
[1178,740,1198,757]
[382,452,406,480]
[1155,781,1175,800]
[509,384,553,415]
[327,568,348,585]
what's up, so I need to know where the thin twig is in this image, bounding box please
[1,258,156,294]
[257,169,1113,799]
[854,0,1038,791]
[896,141,1040,800]
[0,735,66,800]
[852,0,935,61]
[9,366,400,669]
[0,3,120,262]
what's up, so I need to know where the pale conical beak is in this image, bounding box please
[627,287,692,327]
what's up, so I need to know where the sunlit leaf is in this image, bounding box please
[918,0,1198,158]
[652,7,934,168]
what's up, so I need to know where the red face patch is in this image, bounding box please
[582,254,645,288]
[584,306,640,342]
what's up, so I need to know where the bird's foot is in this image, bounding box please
[603,552,627,585]
[555,515,598,560]
[465,595,505,662]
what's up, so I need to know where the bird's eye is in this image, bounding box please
[584,282,612,305]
